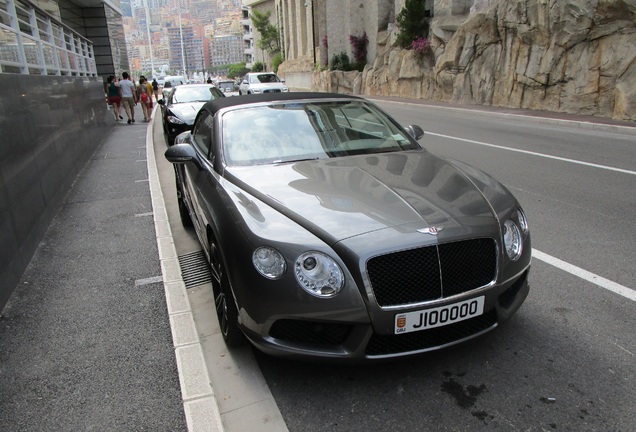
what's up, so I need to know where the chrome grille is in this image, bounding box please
[367,238,497,307]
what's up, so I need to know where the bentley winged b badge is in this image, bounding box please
[417,226,444,236]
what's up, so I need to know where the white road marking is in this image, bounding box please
[533,249,636,302]
[373,98,636,134]
[610,341,635,357]
[426,131,636,176]
[134,275,163,286]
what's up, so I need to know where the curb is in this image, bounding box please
[145,107,225,432]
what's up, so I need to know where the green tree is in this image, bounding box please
[272,53,284,73]
[251,61,265,72]
[251,10,281,55]
[396,0,430,49]
[227,62,249,79]
[329,52,353,71]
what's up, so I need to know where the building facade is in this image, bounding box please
[210,34,243,68]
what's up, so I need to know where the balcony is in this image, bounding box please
[0,0,97,76]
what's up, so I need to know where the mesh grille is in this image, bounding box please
[498,271,528,308]
[367,245,441,306]
[439,239,498,297]
[269,320,353,346]
[367,238,497,307]
[365,309,497,356]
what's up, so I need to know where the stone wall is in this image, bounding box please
[311,0,636,121]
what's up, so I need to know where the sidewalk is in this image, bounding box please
[0,100,285,432]
[0,104,188,430]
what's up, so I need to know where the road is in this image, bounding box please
[251,100,636,431]
[156,99,636,431]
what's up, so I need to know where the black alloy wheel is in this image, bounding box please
[177,192,192,228]
[209,237,244,346]
[163,122,171,146]
[175,175,192,227]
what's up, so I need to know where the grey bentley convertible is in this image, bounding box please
[165,92,531,361]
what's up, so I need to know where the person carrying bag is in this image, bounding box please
[137,76,154,122]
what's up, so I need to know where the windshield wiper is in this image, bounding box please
[272,156,321,164]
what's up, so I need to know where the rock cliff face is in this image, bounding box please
[315,0,636,121]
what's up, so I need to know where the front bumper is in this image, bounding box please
[241,269,530,362]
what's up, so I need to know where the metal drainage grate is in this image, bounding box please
[178,250,212,289]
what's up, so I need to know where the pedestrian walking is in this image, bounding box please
[137,76,153,122]
[152,78,159,102]
[107,75,123,121]
[119,72,137,124]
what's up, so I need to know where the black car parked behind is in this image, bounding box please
[158,84,225,146]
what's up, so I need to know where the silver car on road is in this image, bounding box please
[239,72,288,95]
[165,92,531,361]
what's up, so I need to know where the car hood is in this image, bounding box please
[168,102,206,124]
[226,151,512,245]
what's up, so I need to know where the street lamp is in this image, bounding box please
[143,0,154,76]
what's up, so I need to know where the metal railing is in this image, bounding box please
[0,0,97,76]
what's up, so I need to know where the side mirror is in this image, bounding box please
[242,80,248,85]
[165,144,202,170]
[157,99,165,105]
[405,125,425,140]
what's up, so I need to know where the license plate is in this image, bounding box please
[394,296,485,334]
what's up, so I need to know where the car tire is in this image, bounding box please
[163,123,171,146]
[175,176,193,227]
[178,196,192,227]
[209,236,244,346]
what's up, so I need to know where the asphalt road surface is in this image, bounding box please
[253,100,636,432]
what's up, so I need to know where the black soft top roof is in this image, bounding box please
[202,92,364,116]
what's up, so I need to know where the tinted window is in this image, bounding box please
[218,81,234,92]
[192,111,214,158]
[251,74,280,84]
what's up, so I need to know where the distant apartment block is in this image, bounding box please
[210,35,244,67]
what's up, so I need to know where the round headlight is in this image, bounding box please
[294,251,344,298]
[503,220,523,261]
[517,208,529,234]
[252,246,286,279]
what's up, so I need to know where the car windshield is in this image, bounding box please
[173,86,222,103]
[252,74,280,84]
[222,101,420,166]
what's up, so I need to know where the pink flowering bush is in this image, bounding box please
[349,32,368,70]
[411,37,431,57]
